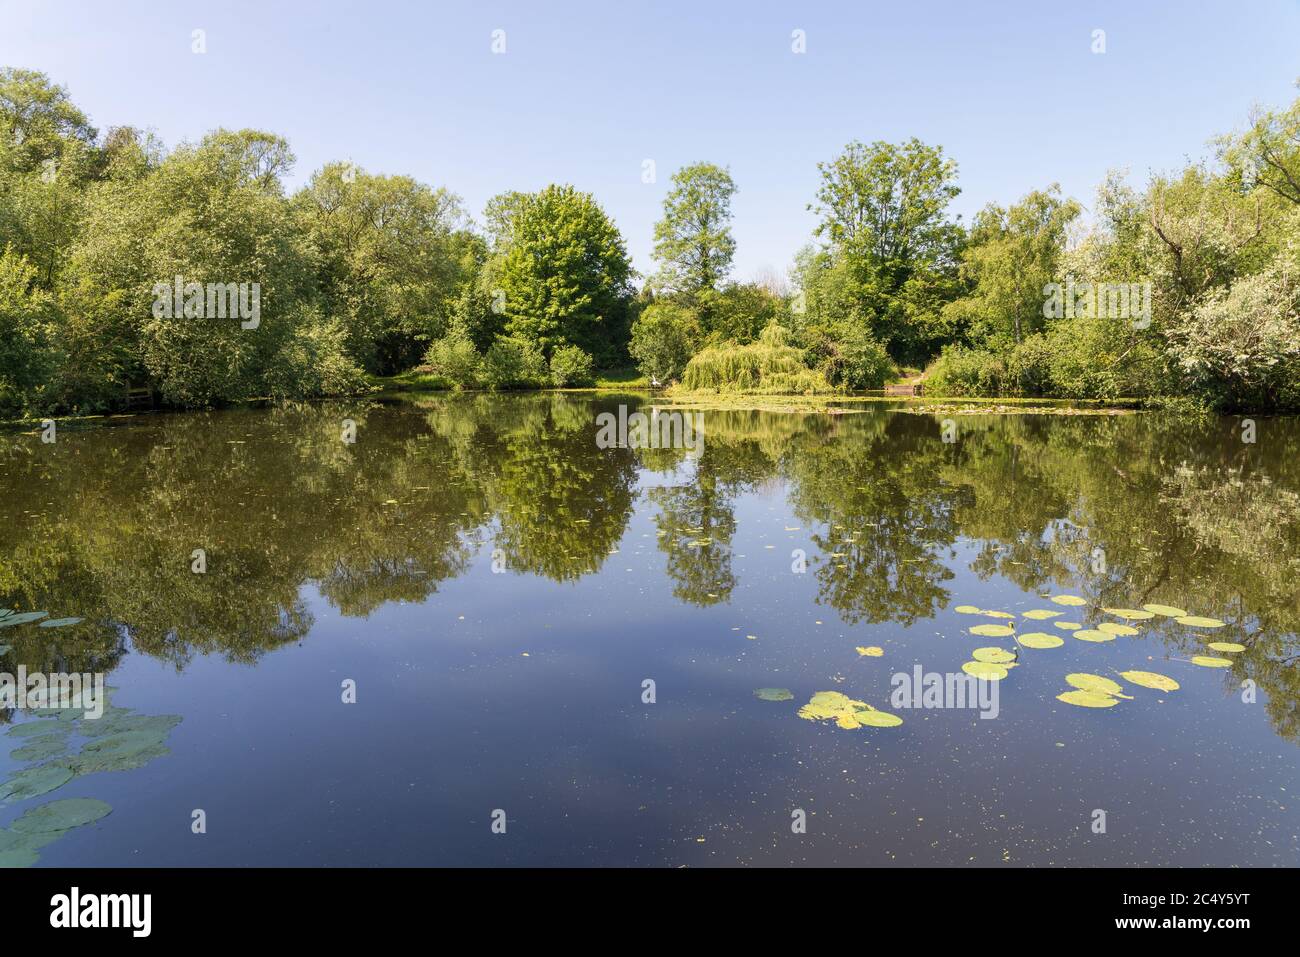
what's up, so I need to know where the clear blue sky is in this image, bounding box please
[3,0,1298,281]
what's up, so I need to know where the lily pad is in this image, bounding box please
[0,764,73,801]
[37,617,84,628]
[9,736,67,763]
[10,797,112,834]
[753,688,793,701]
[855,710,904,728]
[1018,632,1064,649]
[0,829,62,868]
[855,646,884,657]
[1053,621,1082,631]
[983,611,1016,620]
[954,605,984,614]
[1178,616,1226,629]
[969,624,1015,637]
[0,611,48,628]
[1073,629,1116,643]
[1119,670,1180,692]
[1057,690,1119,708]
[6,720,69,739]
[1021,609,1063,620]
[961,661,1009,680]
[1066,673,1127,696]
[1050,595,1088,607]
[1207,642,1245,653]
[1142,603,1187,617]
[1191,655,1233,668]
[1097,622,1139,636]
[1102,608,1155,621]
[971,647,1017,663]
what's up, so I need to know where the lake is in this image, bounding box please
[1,393,1297,866]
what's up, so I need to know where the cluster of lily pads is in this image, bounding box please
[0,609,85,633]
[954,595,1247,709]
[1,691,182,867]
[754,688,903,729]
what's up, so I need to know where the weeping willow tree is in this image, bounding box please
[679,323,834,393]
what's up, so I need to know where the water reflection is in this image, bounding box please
[1,395,1297,744]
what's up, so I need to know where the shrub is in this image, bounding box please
[549,344,595,387]
[264,315,370,400]
[423,330,483,388]
[481,336,546,390]
[629,301,700,383]
[680,323,835,394]
[802,322,895,390]
[923,346,1007,397]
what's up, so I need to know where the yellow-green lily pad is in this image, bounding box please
[1178,616,1226,629]
[854,710,903,728]
[1066,673,1126,696]
[972,647,1017,663]
[1142,604,1187,617]
[1057,690,1119,708]
[1119,670,1180,691]
[1097,622,1139,636]
[1053,621,1082,631]
[1018,632,1064,649]
[1102,608,1155,621]
[1191,655,1233,668]
[1207,642,1245,653]
[1074,629,1115,643]
[961,661,1009,680]
[1050,595,1088,607]
[754,688,794,701]
[1022,609,1063,620]
[969,624,1015,637]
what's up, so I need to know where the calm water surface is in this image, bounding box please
[1,394,1297,866]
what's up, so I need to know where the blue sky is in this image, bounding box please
[3,0,1298,281]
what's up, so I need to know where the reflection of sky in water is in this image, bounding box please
[1,396,1297,865]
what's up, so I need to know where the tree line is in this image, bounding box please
[2,66,1299,416]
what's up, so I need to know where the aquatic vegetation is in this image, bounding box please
[1142,604,1187,617]
[0,764,74,802]
[6,720,69,739]
[1119,670,1180,691]
[1053,621,1082,631]
[855,646,884,657]
[1050,595,1088,607]
[753,688,794,701]
[1097,622,1139,636]
[10,797,111,833]
[1057,690,1120,708]
[38,617,85,628]
[1102,608,1155,621]
[1207,642,1245,653]
[971,647,1016,663]
[0,611,48,628]
[1191,655,1233,668]
[1065,674,1129,697]
[1073,629,1115,643]
[1017,632,1064,649]
[0,829,62,868]
[1178,616,1227,628]
[1021,609,1063,620]
[969,624,1015,637]
[961,660,1009,680]
[9,736,68,762]
[797,691,902,729]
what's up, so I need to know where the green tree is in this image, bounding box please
[651,162,737,298]
[495,184,634,365]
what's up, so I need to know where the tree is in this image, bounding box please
[495,184,634,365]
[809,138,963,364]
[943,186,1081,347]
[629,301,701,383]
[651,162,737,297]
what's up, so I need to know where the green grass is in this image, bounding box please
[369,367,651,395]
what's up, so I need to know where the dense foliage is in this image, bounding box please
[3,66,1299,414]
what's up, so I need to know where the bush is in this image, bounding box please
[549,344,594,387]
[264,315,370,400]
[923,346,1007,397]
[423,330,483,388]
[680,323,835,394]
[802,322,895,390]
[481,336,546,390]
[629,301,700,383]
